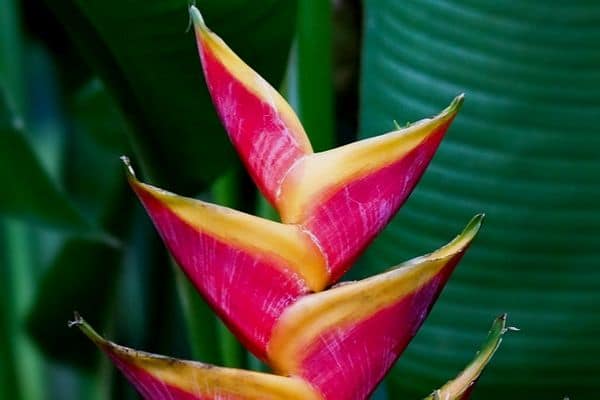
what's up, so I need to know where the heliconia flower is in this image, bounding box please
[424,314,513,400]
[75,3,510,399]
[123,8,465,361]
[70,314,322,400]
[189,5,463,282]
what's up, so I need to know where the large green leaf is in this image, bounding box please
[359,1,600,398]
[26,81,134,368]
[44,0,298,190]
[26,237,120,368]
[65,81,132,225]
[0,89,88,230]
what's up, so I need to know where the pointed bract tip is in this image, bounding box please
[447,93,465,115]
[485,314,510,352]
[189,5,206,30]
[497,313,520,333]
[120,155,136,178]
[67,311,83,328]
[462,213,485,239]
[69,312,106,347]
[494,313,507,330]
[429,214,483,259]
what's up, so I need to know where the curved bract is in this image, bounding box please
[424,315,513,400]
[268,216,483,400]
[281,96,462,281]
[122,156,327,360]
[71,315,321,400]
[189,6,312,207]
[75,5,508,400]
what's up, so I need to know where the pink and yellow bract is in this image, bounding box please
[74,5,509,400]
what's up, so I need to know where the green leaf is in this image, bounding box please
[1,221,47,400]
[25,80,135,370]
[65,80,131,225]
[359,1,600,398]
[0,230,18,400]
[26,237,121,368]
[44,0,298,190]
[71,80,129,153]
[0,0,24,116]
[0,89,88,230]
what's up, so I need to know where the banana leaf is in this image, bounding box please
[359,1,600,397]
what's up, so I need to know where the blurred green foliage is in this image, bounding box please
[1,0,598,399]
[359,0,600,398]
[0,0,298,398]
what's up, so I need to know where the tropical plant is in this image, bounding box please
[4,0,597,399]
[68,6,510,399]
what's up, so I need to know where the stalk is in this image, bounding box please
[174,268,220,364]
[294,0,335,151]
[211,169,246,368]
